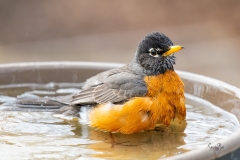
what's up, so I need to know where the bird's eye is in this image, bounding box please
[149,48,161,57]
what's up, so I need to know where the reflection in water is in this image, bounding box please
[86,121,187,159]
[0,84,239,159]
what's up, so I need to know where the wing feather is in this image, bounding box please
[70,65,147,106]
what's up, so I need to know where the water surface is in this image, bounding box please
[0,83,239,159]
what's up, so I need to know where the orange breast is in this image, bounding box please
[88,70,186,134]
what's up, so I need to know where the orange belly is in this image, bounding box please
[88,70,186,134]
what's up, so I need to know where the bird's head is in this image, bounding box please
[134,32,184,75]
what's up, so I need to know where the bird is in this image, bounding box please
[4,32,186,135]
[70,32,186,134]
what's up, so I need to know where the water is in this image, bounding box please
[0,83,239,160]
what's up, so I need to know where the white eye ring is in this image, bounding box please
[149,48,162,57]
[149,52,159,57]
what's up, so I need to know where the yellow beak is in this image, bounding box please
[162,45,184,57]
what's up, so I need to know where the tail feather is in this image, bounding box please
[0,95,80,116]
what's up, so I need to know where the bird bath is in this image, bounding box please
[0,62,240,160]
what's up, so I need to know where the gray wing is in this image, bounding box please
[70,69,147,105]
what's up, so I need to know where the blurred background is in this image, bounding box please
[0,0,240,87]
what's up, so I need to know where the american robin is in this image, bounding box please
[6,32,186,135]
[70,32,186,134]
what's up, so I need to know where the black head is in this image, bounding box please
[133,32,183,76]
